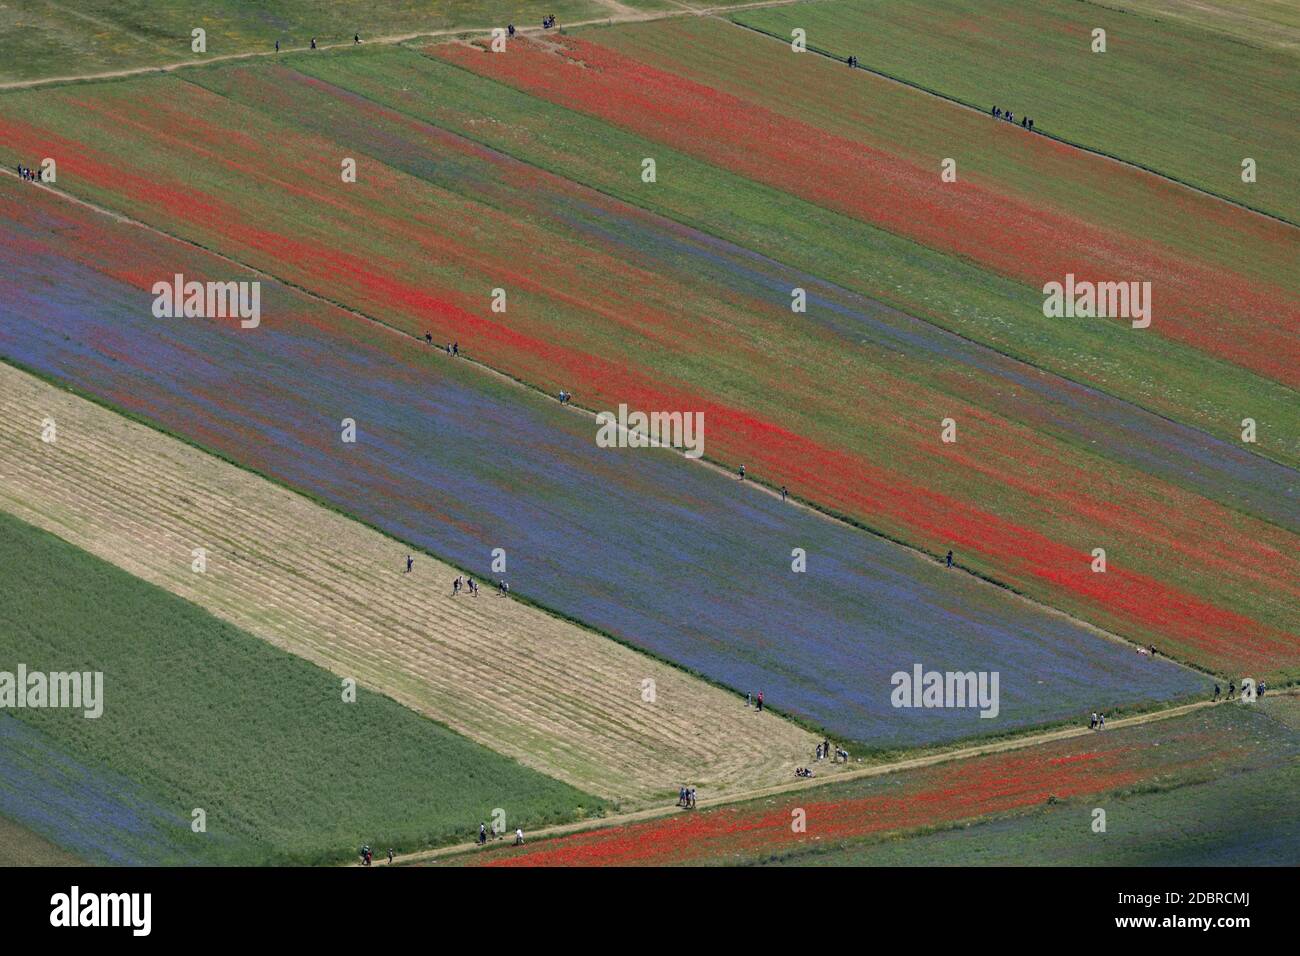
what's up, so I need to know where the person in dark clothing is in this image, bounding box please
[945,550,953,568]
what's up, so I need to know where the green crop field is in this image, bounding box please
[0,511,601,865]
[733,0,1300,221]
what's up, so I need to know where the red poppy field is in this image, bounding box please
[458,697,1298,867]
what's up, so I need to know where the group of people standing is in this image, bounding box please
[478,822,526,846]
[451,574,480,597]
[815,739,848,763]
[358,844,393,866]
[991,105,1036,130]
[404,555,507,596]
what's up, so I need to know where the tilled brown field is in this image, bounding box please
[0,362,826,805]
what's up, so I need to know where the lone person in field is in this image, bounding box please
[405,554,414,573]
[781,485,788,502]
[515,827,525,846]
[946,550,953,568]
[738,464,746,480]
[310,37,317,49]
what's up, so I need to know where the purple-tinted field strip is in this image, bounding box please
[0,716,217,865]
[0,180,1208,747]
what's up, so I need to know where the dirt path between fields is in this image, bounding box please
[390,691,1294,864]
[0,0,808,90]
[0,361,825,807]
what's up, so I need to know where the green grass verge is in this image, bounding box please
[732,0,1300,221]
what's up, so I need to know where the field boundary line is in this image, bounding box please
[723,19,1300,230]
[0,166,1235,683]
[385,692,1297,865]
